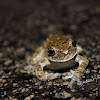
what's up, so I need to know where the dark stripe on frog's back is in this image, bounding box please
[44,57,76,70]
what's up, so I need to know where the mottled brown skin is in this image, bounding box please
[30,35,89,88]
[46,35,77,62]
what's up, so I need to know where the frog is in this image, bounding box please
[30,35,89,87]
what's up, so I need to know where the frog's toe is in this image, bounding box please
[70,75,80,87]
[62,74,73,80]
[47,73,61,80]
[62,70,75,80]
[69,78,77,89]
[38,72,61,81]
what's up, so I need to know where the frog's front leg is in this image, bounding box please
[70,55,89,87]
[30,41,47,64]
[35,58,61,81]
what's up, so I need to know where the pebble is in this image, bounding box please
[41,92,49,96]
[85,69,90,74]
[12,98,18,100]
[9,96,18,100]
[71,97,76,100]
[96,55,100,61]
[12,90,17,93]
[97,65,100,68]
[62,91,71,98]
[94,65,98,69]
[91,42,96,46]
[96,91,99,96]
[21,88,29,93]
[55,91,71,98]
[93,88,98,91]
[53,90,56,93]
[89,94,93,96]
[71,89,76,92]
[39,86,43,89]
[13,83,18,87]
[0,79,6,83]
[76,97,86,100]
[25,96,31,100]
[91,70,97,73]
[24,95,34,100]
[4,59,12,65]
[24,65,35,74]
[97,45,100,49]
[3,41,9,46]
[47,81,52,86]
[53,82,60,86]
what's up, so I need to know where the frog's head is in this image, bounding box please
[46,35,77,62]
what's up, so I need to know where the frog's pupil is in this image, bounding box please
[72,40,76,47]
[48,50,55,56]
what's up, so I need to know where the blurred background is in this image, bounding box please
[0,0,100,100]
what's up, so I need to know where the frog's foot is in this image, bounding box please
[38,71,61,81]
[69,71,81,88]
[62,70,75,80]
[62,70,80,88]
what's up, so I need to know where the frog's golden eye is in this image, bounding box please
[48,49,55,56]
[72,40,76,47]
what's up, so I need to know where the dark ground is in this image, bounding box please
[0,0,100,100]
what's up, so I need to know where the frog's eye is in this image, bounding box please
[48,49,55,56]
[72,40,76,47]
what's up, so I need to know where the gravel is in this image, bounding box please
[0,0,100,100]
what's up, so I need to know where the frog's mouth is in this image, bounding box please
[47,52,77,62]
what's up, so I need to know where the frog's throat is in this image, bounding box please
[47,52,77,62]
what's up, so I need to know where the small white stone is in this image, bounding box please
[12,99,18,100]
[55,91,71,98]
[4,60,12,65]
[85,69,90,74]
[97,65,100,68]
[25,96,31,100]
[71,97,76,100]
[24,65,35,74]
[91,70,97,73]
